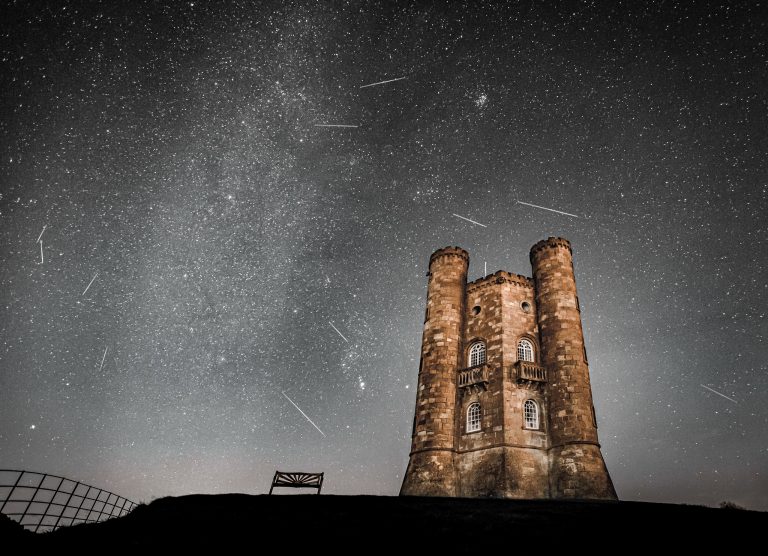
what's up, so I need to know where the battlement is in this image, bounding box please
[529,236,573,263]
[466,270,534,293]
[429,246,469,266]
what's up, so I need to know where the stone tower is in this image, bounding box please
[400,238,617,500]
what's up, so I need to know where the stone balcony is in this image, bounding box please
[514,360,548,383]
[458,364,490,391]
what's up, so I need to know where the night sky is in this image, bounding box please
[1,1,766,510]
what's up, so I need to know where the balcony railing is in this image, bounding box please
[515,360,548,383]
[458,364,489,389]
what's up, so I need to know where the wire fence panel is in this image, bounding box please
[0,469,137,533]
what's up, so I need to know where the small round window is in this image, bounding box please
[521,301,531,313]
[472,306,481,316]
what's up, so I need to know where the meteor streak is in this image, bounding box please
[281,391,326,437]
[328,321,349,343]
[82,273,99,296]
[700,384,738,404]
[98,347,108,373]
[452,213,487,227]
[80,272,99,295]
[516,201,579,218]
[359,76,407,88]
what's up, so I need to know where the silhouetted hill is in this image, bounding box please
[8,494,766,550]
[1,511,33,542]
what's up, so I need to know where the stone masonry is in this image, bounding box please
[400,238,617,500]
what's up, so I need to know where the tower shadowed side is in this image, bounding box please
[530,238,617,500]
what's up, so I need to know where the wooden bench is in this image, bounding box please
[269,471,324,495]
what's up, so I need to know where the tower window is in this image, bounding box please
[524,400,539,430]
[468,341,486,367]
[467,402,481,433]
[517,339,534,362]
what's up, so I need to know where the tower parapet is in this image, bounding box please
[429,246,469,266]
[466,271,534,293]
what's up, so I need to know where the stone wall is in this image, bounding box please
[456,272,550,498]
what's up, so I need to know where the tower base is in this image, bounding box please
[456,446,550,498]
[549,443,617,500]
[400,450,457,497]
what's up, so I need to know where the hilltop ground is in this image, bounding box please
[5,494,766,550]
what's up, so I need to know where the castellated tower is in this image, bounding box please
[399,247,468,497]
[400,238,617,500]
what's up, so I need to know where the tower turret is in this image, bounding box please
[400,246,468,496]
[530,237,617,499]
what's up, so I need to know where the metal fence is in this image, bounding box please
[0,469,137,533]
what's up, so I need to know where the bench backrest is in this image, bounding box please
[269,471,324,494]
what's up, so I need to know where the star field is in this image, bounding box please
[1,1,766,509]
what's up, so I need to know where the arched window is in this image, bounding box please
[468,341,486,367]
[523,399,539,430]
[467,402,481,433]
[517,339,534,362]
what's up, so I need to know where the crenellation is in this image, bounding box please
[467,271,534,293]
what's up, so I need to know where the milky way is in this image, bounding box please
[1,1,766,509]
